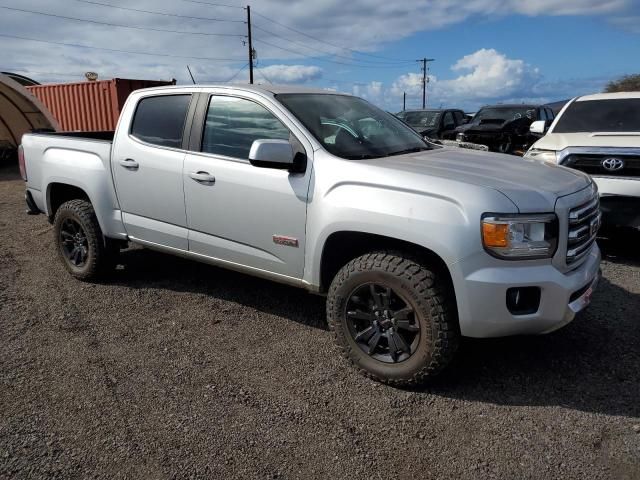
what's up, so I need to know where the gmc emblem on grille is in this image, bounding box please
[601,157,625,171]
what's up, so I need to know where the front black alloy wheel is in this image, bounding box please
[345,283,420,364]
[327,252,460,386]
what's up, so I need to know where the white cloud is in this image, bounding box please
[254,64,322,83]
[0,0,634,87]
[384,48,606,110]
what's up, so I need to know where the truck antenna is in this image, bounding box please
[186,65,196,85]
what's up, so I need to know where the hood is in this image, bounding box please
[534,132,640,150]
[364,146,590,211]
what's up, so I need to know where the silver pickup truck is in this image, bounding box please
[20,85,601,385]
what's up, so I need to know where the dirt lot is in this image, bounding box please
[1,165,639,479]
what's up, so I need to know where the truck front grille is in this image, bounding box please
[564,154,640,177]
[566,195,600,265]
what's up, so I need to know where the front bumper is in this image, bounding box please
[451,243,601,338]
[592,177,640,229]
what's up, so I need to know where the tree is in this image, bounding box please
[604,74,640,93]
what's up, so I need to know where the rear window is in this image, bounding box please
[130,94,191,148]
[553,98,640,133]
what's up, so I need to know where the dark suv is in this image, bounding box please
[395,109,467,140]
[456,104,555,155]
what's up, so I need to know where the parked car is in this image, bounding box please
[20,85,600,386]
[456,104,556,155]
[525,92,640,230]
[395,108,467,140]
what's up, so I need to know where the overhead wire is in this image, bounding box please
[0,33,244,61]
[0,5,246,37]
[73,0,245,22]
[252,10,411,62]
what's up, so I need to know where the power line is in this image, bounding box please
[2,68,84,78]
[180,0,244,8]
[73,0,245,22]
[252,10,411,62]
[253,37,412,69]
[223,63,249,83]
[0,33,244,61]
[252,24,413,66]
[0,5,246,37]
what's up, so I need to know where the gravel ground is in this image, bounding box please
[1,165,639,479]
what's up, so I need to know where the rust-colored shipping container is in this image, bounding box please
[26,78,176,131]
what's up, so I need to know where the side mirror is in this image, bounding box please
[530,120,547,135]
[249,139,294,170]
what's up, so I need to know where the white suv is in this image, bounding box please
[525,92,640,230]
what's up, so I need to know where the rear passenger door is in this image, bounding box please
[182,93,313,279]
[112,93,193,250]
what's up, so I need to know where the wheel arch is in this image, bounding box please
[46,182,91,220]
[318,231,456,301]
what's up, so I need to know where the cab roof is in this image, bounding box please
[135,83,343,96]
[576,91,640,101]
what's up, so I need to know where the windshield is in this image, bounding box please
[276,93,430,159]
[473,106,535,123]
[553,99,640,133]
[396,110,441,128]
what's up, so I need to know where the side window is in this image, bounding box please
[130,95,191,148]
[202,96,290,159]
[538,108,548,121]
[546,108,555,120]
[453,111,465,125]
[442,111,455,128]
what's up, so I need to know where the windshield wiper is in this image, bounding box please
[343,153,385,160]
[387,146,430,157]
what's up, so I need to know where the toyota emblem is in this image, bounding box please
[601,157,625,171]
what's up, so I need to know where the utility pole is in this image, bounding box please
[403,91,406,111]
[419,58,434,108]
[246,5,254,84]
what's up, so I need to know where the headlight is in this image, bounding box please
[524,148,558,164]
[481,213,558,259]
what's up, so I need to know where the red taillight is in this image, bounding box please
[18,145,27,181]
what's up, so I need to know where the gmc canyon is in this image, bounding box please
[20,85,601,385]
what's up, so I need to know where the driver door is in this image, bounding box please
[182,93,312,279]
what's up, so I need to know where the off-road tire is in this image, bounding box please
[327,252,459,386]
[53,199,116,281]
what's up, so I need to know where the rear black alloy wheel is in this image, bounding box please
[345,283,420,364]
[53,199,115,280]
[60,218,89,267]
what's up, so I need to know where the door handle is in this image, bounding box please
[189,171,216,184]
[119,158,139,170]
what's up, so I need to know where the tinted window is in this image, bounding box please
[538,108,548,121]
[396,110,441,128]
[442,111,455,128]
[131,95,191,148]
[453,111,465,125]
[202,96,290,159]
[546,108,555,120]
[554,99,640,133]
[473,107,536,124]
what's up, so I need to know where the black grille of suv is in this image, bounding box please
[567,195,601,265]
[564,154,640,176]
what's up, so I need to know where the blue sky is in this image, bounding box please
[1,0,638,110]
